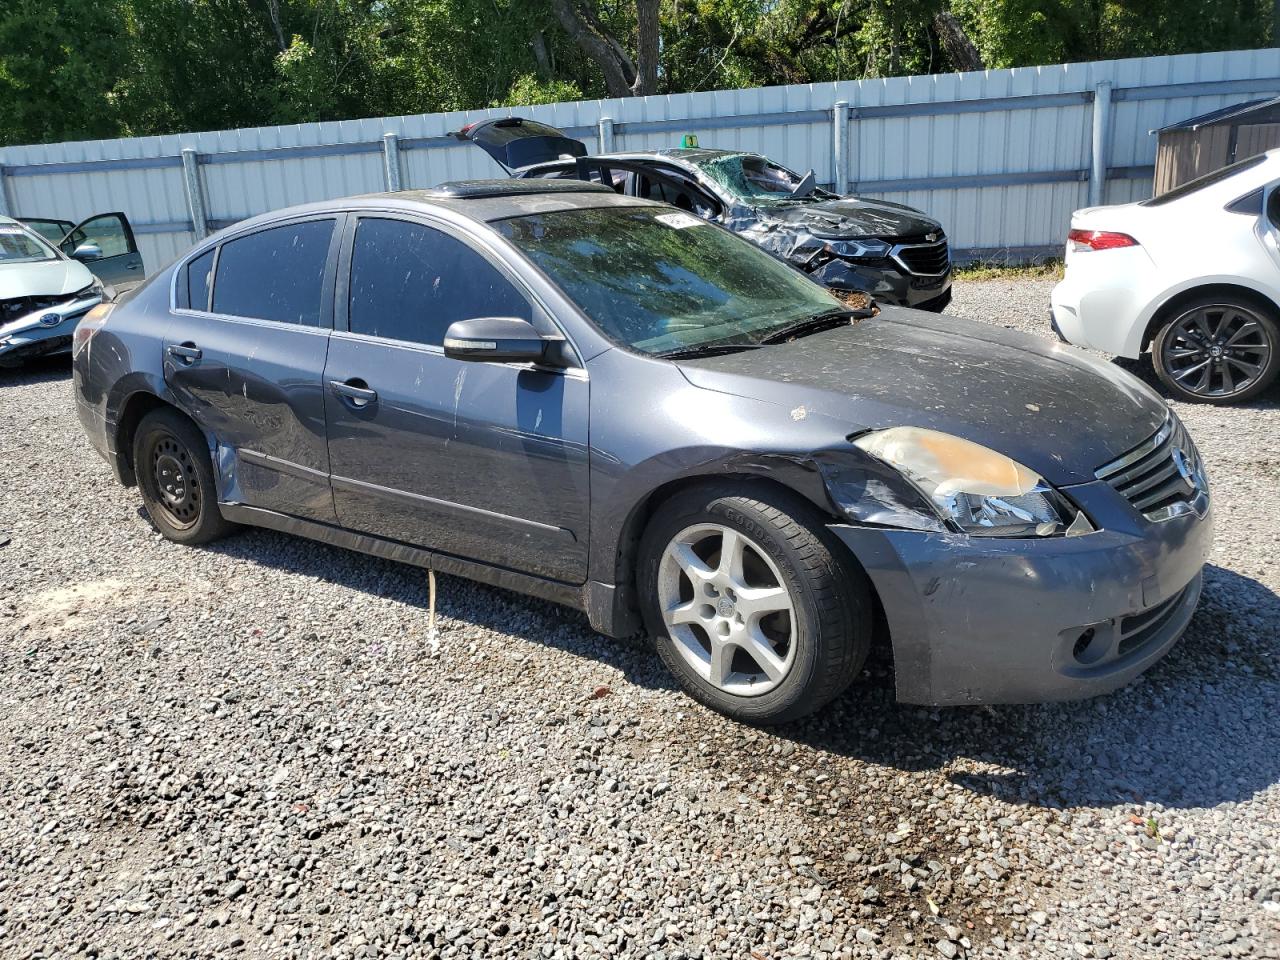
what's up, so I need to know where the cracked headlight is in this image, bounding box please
[852,426,1094,537]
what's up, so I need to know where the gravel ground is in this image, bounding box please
[0,276,1277,960]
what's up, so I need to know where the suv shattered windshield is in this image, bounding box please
[697,154,830,206]
[0,224,57,264]
[496,206,842,357]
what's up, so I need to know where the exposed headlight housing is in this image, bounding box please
[852,426,1094,537]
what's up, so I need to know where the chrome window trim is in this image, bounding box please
[328,328,587,380]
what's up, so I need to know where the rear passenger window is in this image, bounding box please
[348,218,531,346]
[187,249,214,311]
[212,219,334,325]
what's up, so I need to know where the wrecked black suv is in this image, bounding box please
[452,117,953,311]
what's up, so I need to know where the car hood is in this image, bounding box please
[674,307,1168,485]
[755,197,942,239]
[0,258,92,300]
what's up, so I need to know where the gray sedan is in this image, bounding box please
[72,180,1212,724]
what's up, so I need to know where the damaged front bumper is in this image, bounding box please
[830,479,1213,706]
[807,256,952,311]
[0,295,101,367]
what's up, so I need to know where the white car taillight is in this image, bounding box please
[73,301,115,358]
[1067,229,1139,252]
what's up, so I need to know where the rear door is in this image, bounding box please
[322,213,590,582]
[450,117,588,173]
[164,215,342,522]
[60,212,145,289]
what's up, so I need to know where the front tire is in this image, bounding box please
[637,484,872,725]
[1152,296,1280,404]
[133,407,233,545]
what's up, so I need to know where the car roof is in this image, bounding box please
[199,180,659,243]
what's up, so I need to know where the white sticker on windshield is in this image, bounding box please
[0,225,24,234]
[654,212,705,229]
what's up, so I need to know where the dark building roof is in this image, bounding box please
[1158,96,1280,133]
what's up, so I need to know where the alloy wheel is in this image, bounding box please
[656,523,796,696]
[1160,304,1273,399]
[151,435,201,528]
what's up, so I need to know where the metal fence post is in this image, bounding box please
[597,116,615,154]
[832,100,850,194]
[382,133,403,192]
[1089,81,1113,207]
[181,148,209,241]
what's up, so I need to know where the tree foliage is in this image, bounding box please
[0,0,1271,147]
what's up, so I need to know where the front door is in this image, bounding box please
[164,216,341,521]
[60,212,146,289]
[323,214,590,583]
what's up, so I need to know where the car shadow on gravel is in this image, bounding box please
[0,355,72,386]
[203,525,1277,811]
[767,562,1280,813]
[201,526,683,691]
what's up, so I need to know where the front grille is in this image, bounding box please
[1095,415,1205,521]
[892,238,950,276]
[0,294,73,326]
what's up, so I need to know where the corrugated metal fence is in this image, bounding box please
[2,47,1278,273]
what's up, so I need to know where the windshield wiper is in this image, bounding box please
[659,341,763,361]
[758,308,863,345]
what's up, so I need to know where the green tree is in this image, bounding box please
[0,0,130,145]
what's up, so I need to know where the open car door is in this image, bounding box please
[449,117,588,174]
[59,211,145,290]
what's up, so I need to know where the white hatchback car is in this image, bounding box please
[1051,149,1280,403]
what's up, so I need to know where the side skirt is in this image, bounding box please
[218,502,584,610]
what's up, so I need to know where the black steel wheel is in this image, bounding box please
[133,407,234,545]
[1153,297,1280,404]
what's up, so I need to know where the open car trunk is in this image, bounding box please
[450,117,587,173]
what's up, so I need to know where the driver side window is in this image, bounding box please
[347,218,533,346]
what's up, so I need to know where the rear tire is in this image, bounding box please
[133,407,233,545]
[1152,295,1280,404]
[637,484,872,725]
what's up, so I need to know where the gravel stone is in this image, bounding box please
[0,275,1276,958]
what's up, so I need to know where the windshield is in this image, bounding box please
[496,206,842,356]
[696,154,828,206]
[0,223,57,264]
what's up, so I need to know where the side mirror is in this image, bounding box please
[443,317,550,364]
[71,242,103,261]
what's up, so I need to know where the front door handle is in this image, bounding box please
[168,342,202,364]
[328,378,378,407]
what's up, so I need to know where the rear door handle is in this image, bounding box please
[328,378,378,407]
[168,342,202,363]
